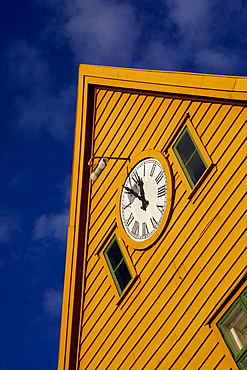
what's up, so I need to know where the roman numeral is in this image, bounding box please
[123,202,131,210]
[142,222,149,237]
[158,185,167,197]
[156,205,164,213]
[150,163,156,177]
[126,213,134,226]
[155,171,164,185]
[132,220,139,236]
[150,216,158,229]
[131,171,139,184]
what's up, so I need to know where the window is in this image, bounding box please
[166,116,214,197]
[104,237,132,295]
[173,127,207,188]
[217,287,247,370]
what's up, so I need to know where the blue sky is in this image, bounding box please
[0,0,246,369]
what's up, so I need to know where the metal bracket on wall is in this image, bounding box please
[88,156,130,167]
[88,156,130,181]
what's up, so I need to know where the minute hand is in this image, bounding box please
[138,178,149,210]
[122,185,142,201]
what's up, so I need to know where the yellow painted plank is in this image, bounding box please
[196,103,221,136]
[99,96,156,158]
[156,100,192,151]
[80,283,115,343]
[187,100,202,119]
[205,106,244,149]
[89,189,117,231]
[82,261,105,309]
[89,160,125,209]
[175,331,217,370]
[86,217,116,257]
[94,90,114,129]
[94,93,146,154]
[94,91,130,143]
[191,102,211,128]
[210,110,246,162]
[95,88,107,108]
[197,344,226,370]
[191,353,232,370]
[148,98,182,149]
[87,203,116,247]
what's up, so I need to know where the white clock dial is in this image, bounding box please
[120,158,168,241]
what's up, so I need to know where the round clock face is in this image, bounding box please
[120,157,168,242]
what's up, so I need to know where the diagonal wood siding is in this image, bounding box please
[78,86,246,370]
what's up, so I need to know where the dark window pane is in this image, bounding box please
[107,241,123,270]
[186,152,206,184]
[105,238,133,294]
[176,131,195,164]
[221,303,247,353]
[115,261,132,292]
[239,356,247,369]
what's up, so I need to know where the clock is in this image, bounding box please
[116,150,173,249]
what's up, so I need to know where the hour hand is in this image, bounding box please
[122,185,142,201]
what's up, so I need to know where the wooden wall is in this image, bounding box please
[78,86,246,369]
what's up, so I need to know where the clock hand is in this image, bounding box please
[123,178,149,211]
[138,177,149,211]
[122,185,142,201]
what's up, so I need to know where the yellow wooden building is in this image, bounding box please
[58,65,247,370]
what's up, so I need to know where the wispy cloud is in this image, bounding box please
[44,0,142,66]
[32,171,70,245]
[15,84,75,141]
[2,39,75,141]
[164,0,244,74]
[25,210,68,263]
[57,173,71,207]
[42,287,63,317]
[33,210,68,243]
[3,39,49,95]
[134,41,182,71]
[195,48,241,74]
[0,211,20,244]
[43,0,247,75]
[167,0,211,45]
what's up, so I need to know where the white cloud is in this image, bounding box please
[0,212,20,244]
[33,211,68,243]
[16,84,75,141]
[57,173,71,207]
[42,0,247,76]
[3,39,75,141]
[48,0,142,66]
[134,40,182,71]
[3,39,49,94]
[195,48,240,74]
[165,0,212,53]
[42,287,62,317]
[168,0,210,31]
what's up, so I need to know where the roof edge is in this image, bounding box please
[79,64,247,100]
